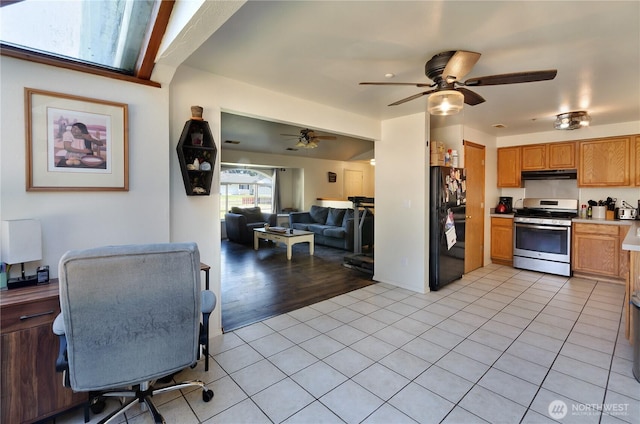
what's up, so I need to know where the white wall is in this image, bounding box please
[0,56,171,278]
[375,112,429,293]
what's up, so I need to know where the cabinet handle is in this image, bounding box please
[20,310,54,321]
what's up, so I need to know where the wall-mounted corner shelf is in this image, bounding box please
[176,119,217,196]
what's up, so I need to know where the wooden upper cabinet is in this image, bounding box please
[548,141,576,169]
[578,136,631,186]
[521,141,576,171]
[497,146,521,187]
[521,144,547,170]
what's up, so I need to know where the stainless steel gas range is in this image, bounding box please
[513,198,578,276]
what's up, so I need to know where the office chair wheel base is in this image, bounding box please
[90,398,106,414]
[203,389,214,402]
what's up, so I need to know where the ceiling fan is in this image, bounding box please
[360,50,557,111]
[281,128,337,149]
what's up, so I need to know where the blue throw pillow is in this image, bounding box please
[326,208,346,226]
[309,205,329,224]
[231,206,264,223]
[342,208,355,227]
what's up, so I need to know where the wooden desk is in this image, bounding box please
[200,262,210,290]
[1,280,86,423]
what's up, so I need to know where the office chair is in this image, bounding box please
[53,243,215,424]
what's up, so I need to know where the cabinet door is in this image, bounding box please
[573,233,619,277]
[1,310,85,423]
[497,147,521,187]
[619,226,630,279]
[521,144,547,170]
[634,136,640,186]
[578,137,631,186]
[548,141,576,169]
[491,217,513,263]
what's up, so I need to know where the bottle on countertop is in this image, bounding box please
[580,204,587,219]
[587,205,592,218]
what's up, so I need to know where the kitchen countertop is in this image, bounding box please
[572,218,634,225]
[490,213,514,218]
[622,221,640,252]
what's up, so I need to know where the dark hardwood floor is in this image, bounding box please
[221,239,374,332]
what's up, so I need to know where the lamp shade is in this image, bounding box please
[1,219,42,264]
[428,90,464,116]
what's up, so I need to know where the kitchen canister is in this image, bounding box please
[591,206,606,219]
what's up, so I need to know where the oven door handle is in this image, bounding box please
[514,223,569,231]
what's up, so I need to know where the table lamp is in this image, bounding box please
[1,219,42,289]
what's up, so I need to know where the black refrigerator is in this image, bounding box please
[429,166,466,291]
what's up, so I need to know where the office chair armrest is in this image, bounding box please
[53,313,65,335]
[201,290,216,314]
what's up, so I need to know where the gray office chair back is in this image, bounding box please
[58,243,201,392]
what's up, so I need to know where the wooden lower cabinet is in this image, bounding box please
[1,281,86,423]
[572,223,630,282]
[491,216,513,265]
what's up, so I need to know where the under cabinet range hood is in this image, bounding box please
[521,169,577,180]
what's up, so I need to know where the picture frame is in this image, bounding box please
[25,88,129,191]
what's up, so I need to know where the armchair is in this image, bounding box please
[53,243,215,424]
[225,206,277,244]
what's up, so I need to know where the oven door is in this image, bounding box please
[513,222,571,262]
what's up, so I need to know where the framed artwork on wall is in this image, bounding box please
[25,88,129,191]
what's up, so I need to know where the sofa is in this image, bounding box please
[289,205,373,251]
[225,207,277,244]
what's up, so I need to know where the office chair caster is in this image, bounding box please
[90,398,106,414]
[203,389,214,402]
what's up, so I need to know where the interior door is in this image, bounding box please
[464,140,485,273]
[344,169,363,199]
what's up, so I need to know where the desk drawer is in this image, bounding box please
[1,298,60,333]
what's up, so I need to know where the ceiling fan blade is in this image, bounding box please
[388,89,438,106]
[281,133,302,137]
[456,88,485,106]
[360,82,433,87]
[313,136,337,140]
[464,69,557,86]
[442,50,481,82]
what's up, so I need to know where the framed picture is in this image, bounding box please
[25,88,128,191]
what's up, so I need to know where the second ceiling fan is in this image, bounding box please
[360,50,557,111]
[281,128,337,149]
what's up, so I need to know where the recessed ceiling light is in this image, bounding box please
[492,124,507,129]
[285,147,298,151]
[384,73,395,79]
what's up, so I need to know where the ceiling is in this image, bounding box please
[184,1,640,160]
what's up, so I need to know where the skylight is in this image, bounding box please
[0,0,170,83]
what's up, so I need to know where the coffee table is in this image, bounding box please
[254,228,314,260]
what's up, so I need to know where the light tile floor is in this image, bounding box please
[57,264,639,424]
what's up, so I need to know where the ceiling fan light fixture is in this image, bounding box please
[428,90,464,116]
[554,111,591,130]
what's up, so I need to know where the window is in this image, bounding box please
[220,168,273,219]
[0,0,172,84]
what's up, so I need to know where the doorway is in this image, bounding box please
[344,169,364,198]
[463,140,485,273]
